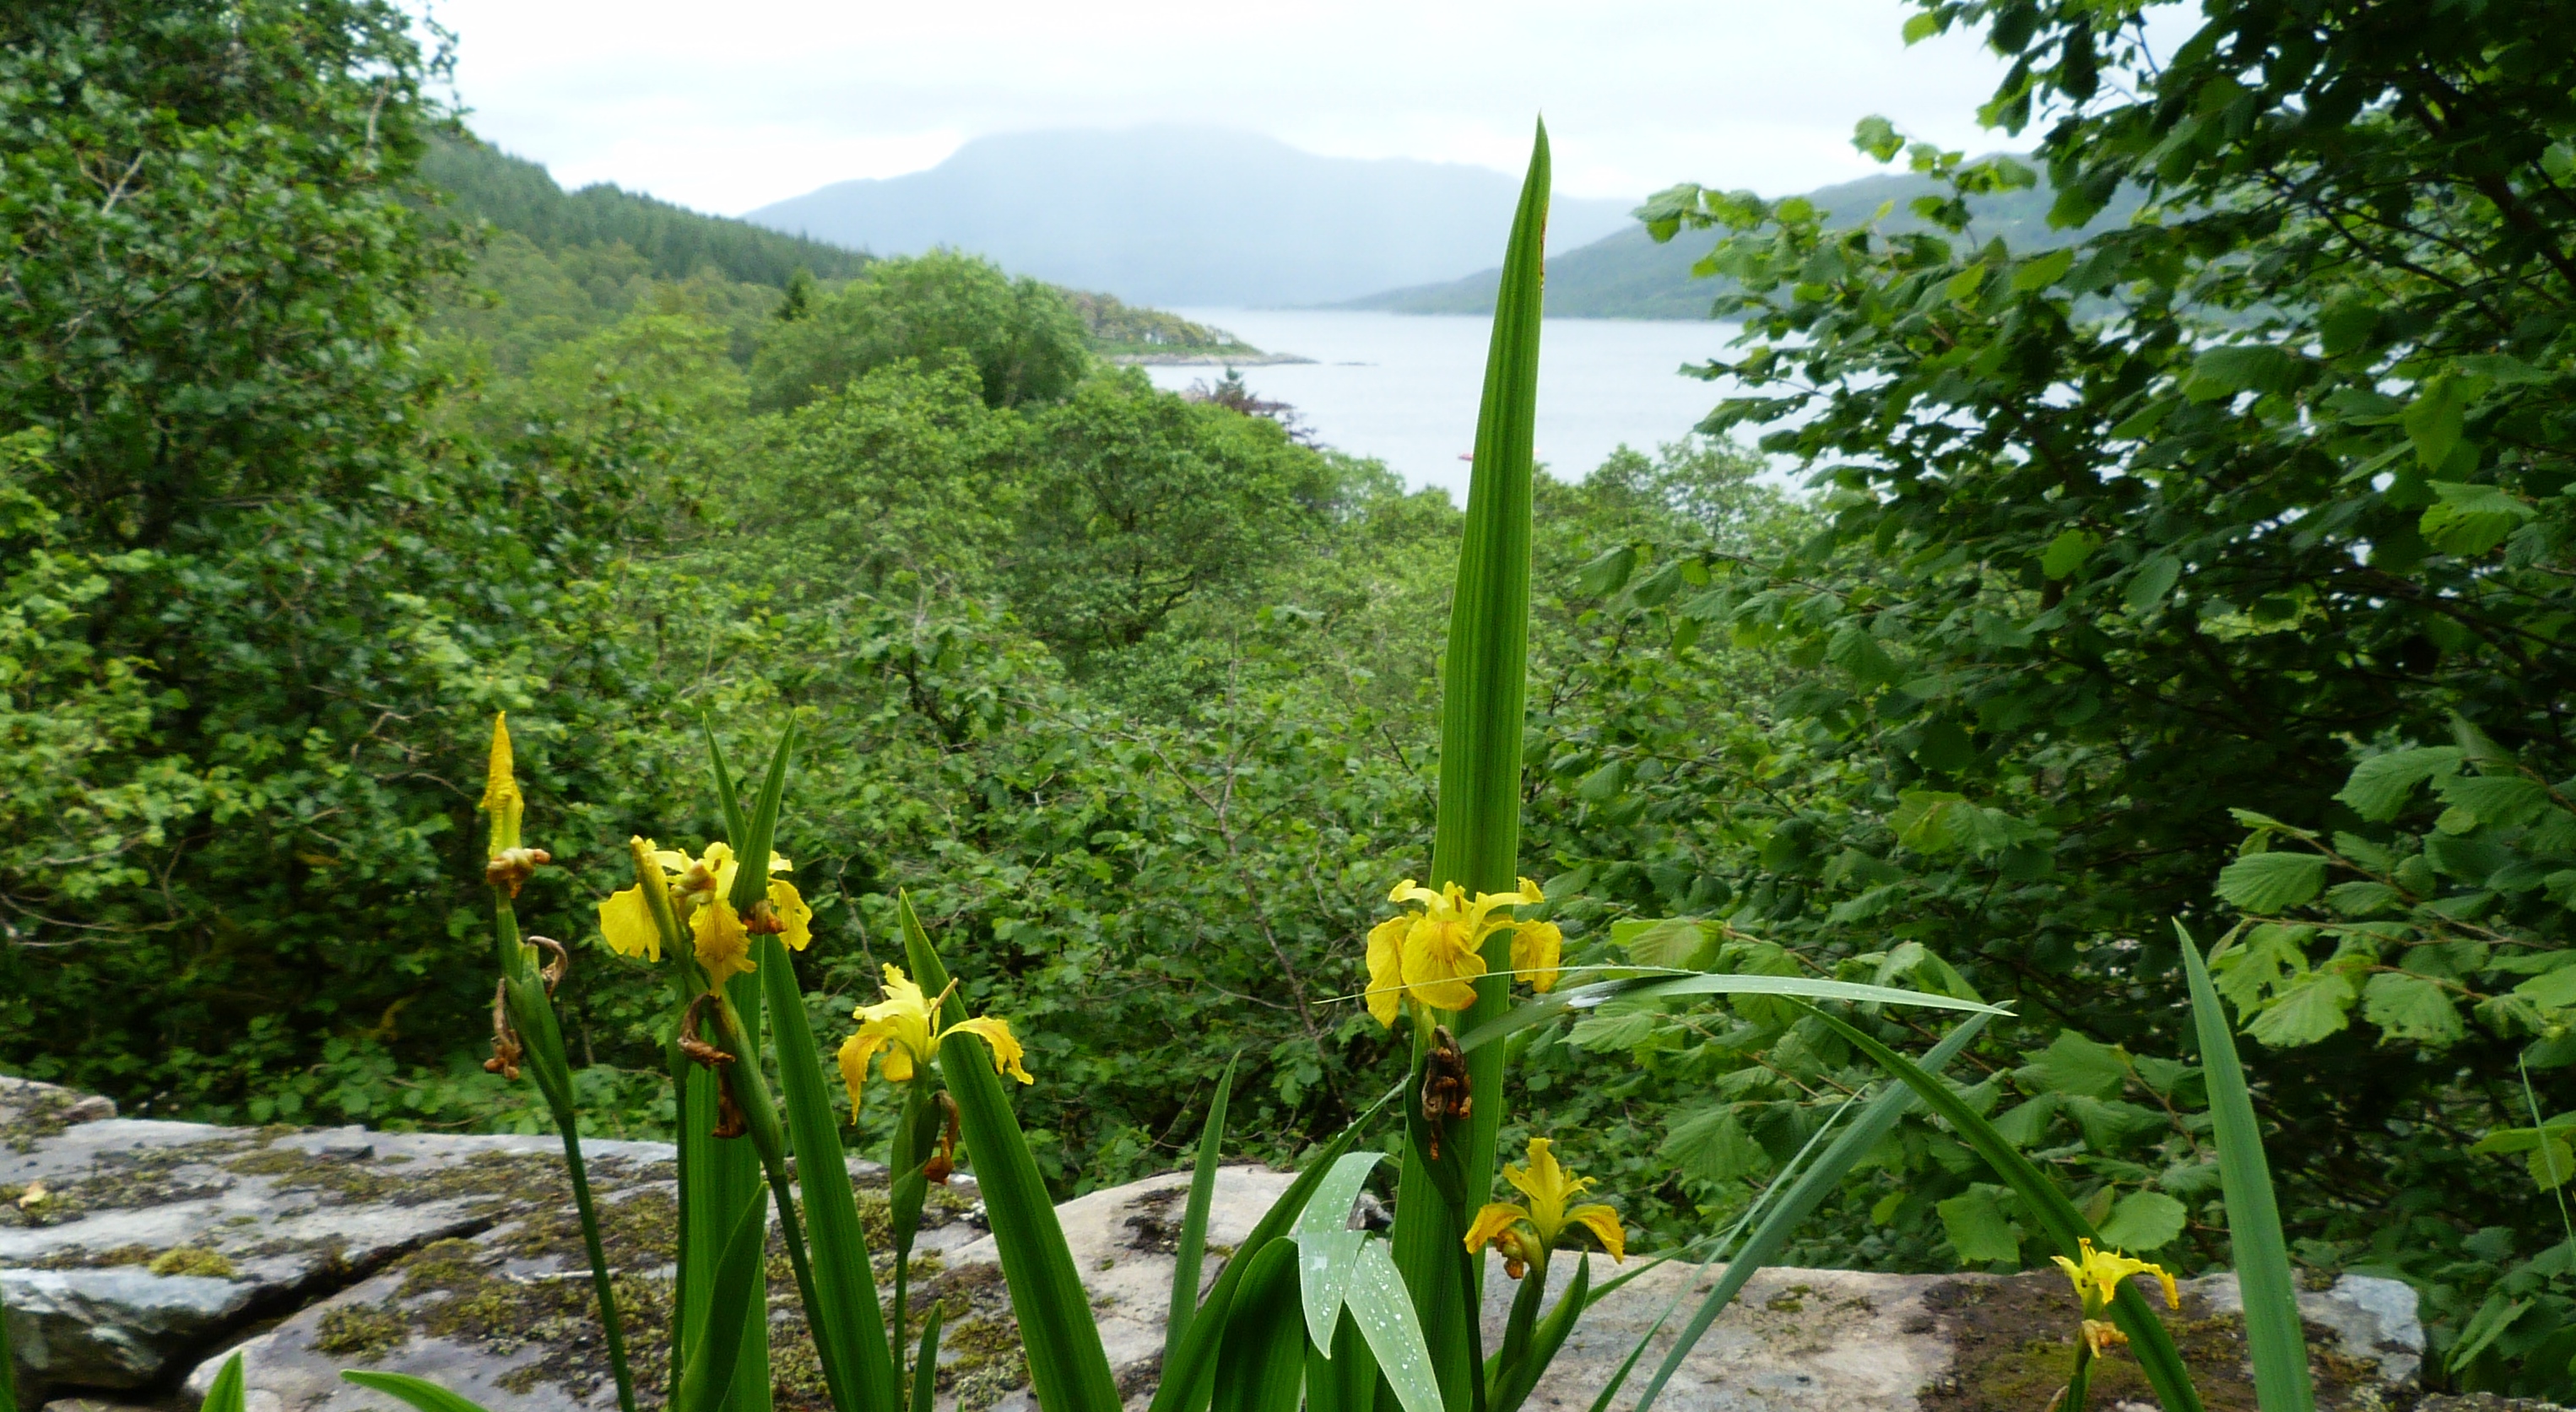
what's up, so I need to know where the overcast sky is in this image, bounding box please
[419,0,2025,217]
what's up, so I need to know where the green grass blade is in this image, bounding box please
[703,717,752,855]
[678,1182,777,1412]
[1400,116,1552,1409]
[762,933,903,1412]
[1149,1084,1404,1412]
[675,974,775,1412]
[1457,973,2002,1054]
[1306,1314,1377,1412]
[1347,1240,1444,1412]
[926,972,1120,1412]
[1210,1241,1307,1412]
[200,1352,246,1412]
[337,1372,495,1412]
[1802,1007,2205,1412]
[1170,1055,1239,1365]
[500,970,639,1412]
[1626,1014,1990,1412]
[909,1307,944,1412]
[1487,1253,1588,1412]
[938,1024,1123,1412]
[729,726,795,913]
[2176,922,2314,1412]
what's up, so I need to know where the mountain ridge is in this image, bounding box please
[1342,165,2146,319]
[745,127,1637,308]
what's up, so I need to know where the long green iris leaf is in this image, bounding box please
[1395,116,1552,1409]
[2177,922,2314,1412]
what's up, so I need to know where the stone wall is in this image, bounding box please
[0,1076,2476,1412]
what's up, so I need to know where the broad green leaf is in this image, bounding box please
[1826,624,1904,686]
[1937,1189,2020,1263]
[2335,747,2464,820]
[2017,1030,2127,1101]
[1576,544,1635,596]
[2214,852,2327,912]
[2513,1134,2576,1190]
[2187,346,2303,399]
[1614,917,1714,970]
[2435,773,2552,829]
[2404,377,2470,471]
[1659,1106,1768,1182]
[2362,972,2465,1045]
[2514,966,2576,1010]
[2244,971,2357,1047]
[2422,481,2535,555]
[2011,248,2075,292]
[2124,554,2182,612]
[2040,529,2099,578]
[2324,881,2402,916]
[337,1374,492,1412]
[2095,1191,2189,1251]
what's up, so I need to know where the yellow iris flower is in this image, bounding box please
[837,963,1033,1113]
[1364,876,1560,1027]
[1461,1138,1625,1277]
[2052,1238,2180,1314]
[596,838,809,983]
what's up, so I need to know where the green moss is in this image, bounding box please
[1918,1272,2385,1412]
[315,1305,410,1361]
[149,1246,239,1278]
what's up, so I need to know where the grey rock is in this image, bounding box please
[5,1268,257,1388]
[2196,1270,2425,1384]
[2,1077,674,1406]
[3,1076,2442,1412]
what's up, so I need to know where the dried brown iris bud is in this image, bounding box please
[484,979,523,1080]
[923,1091,961,1185]
[1419,1024,1472,1159]
[677,991,750,1139]
[484,846,552,897]
[528,935,570,994]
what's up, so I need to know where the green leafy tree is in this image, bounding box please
[1606,0,2576,1393]
[750,250,1091,412]
[1015,371,1345,658]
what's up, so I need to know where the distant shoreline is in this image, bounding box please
[1104,350,1317,366]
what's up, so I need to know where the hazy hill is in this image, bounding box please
[744,127,1637,309]
[424,134,872,286]
[1345,166,2146,318]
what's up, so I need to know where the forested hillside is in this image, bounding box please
[1348,165,2144,317]
[8,0,2576,1403]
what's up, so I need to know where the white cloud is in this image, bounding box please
[419,0,2020,214]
